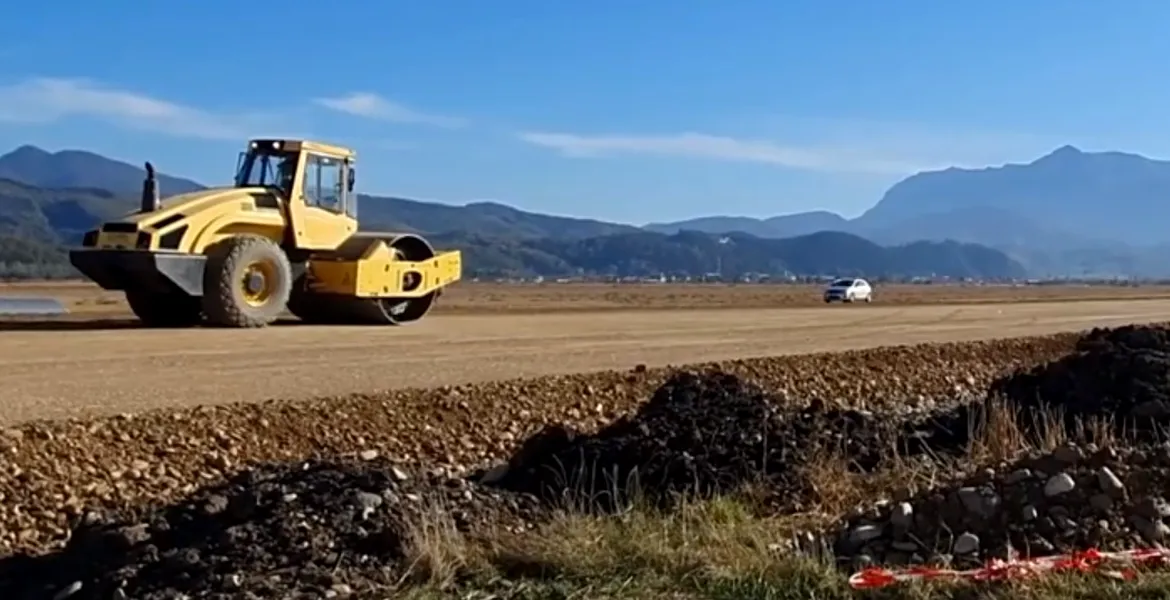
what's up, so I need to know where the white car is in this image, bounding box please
[823,278,872,303]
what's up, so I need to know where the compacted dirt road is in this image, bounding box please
[2,298,1169,424]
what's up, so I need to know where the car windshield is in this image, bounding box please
[235,149,298,193]
[831,279,855,287]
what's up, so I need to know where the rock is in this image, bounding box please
[0,458,544,598]
[1130,515,1170,543]
[956,487,1000,519]
[202,494,229,516]
[1134,497,1170,520]
[1053,446,1083,464]
[352,491,384,518]
[1044,473,1076,497]
[849,524,884,545]
[1097,467,1125,496]
[1089,494,1113,512]
[1004,469,1033,485]
[52,581,83,600]
[890,502,914,529]
[953,533,980,555]
[478,463,510,485]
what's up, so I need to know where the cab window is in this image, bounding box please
[302,154,344,213]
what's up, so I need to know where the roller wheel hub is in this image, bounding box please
[245,270,266,295]
[240,260,278,307]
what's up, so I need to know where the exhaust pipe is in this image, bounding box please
[141,161,160,212]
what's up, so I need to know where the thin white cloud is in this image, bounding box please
[516,131,940,175]
[0,77,256,140]
[314,92,465,129]
[516,116,1081,176]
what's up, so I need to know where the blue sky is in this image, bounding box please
[0,1,1167,225]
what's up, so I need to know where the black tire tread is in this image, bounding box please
[202,235,292,328]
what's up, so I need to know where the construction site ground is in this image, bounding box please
[2,290,1170,424]
[6,281,1170,597]
[5,279,1170,315]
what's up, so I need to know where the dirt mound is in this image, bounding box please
[835,442,1170,569]
[1,333,1076,556]
[0,459,541,600]
[491,370,976,508]
[989,324,1170,432]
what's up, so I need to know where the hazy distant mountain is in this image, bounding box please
[643,146,1170,277]
[645,211,848,238]
[857,145,1170,245]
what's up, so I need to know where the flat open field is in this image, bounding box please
[3,297,1170,425]
[4,279,1170,315]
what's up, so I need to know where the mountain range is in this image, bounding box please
[647,145,1170,277]
[4,141,1156,280]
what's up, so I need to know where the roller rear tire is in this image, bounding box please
[202,235,293,328]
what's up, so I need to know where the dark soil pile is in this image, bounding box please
[989,324,1170,434]
[491,370,972,508]
[491,324,1170,512]
[835,442,1170,570]
[0,459,541,600]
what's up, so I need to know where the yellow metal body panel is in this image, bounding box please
[92,187,288,253]
[311,245,463,298]
[292,207,358,251]
[189,212,288,253]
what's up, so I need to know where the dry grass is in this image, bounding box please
[385,401,1170,599]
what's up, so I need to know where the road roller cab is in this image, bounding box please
[68,138,462,328]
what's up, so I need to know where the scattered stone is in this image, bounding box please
[4,323,1170,596]
[1097,467,1125,496]
[890,502,913,529]
[0,459,543,599]
[849,524,884,545]
[0,332,1081,556]
[835,441,1170,566]
[953,533,980,555]
[1044,473,1076,497]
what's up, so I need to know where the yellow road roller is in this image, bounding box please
[68,139,462,328]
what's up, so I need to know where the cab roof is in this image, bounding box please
[247,138,356,160]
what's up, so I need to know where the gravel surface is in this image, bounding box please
[0,334,1078,556]
[0,459,543,600]
[5,323,1170,596]
[836,323,1170,569]
[835,442,1170,570]
[12,281,1170,318]
[4,299,1156,424]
